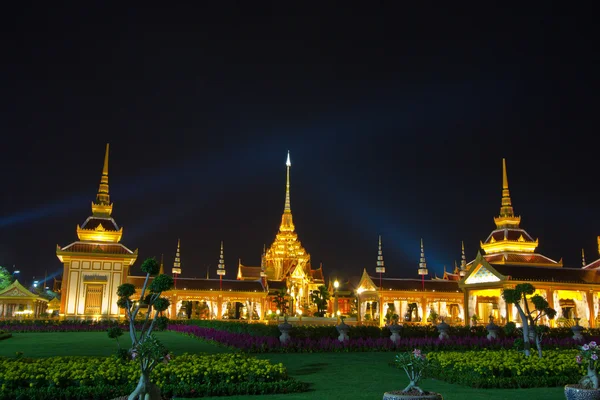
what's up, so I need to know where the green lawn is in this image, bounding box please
[0,333,566,399]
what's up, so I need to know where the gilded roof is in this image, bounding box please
[374,277,460,292]
[127,276,266,292]
[483,252,560,265]
[59,241,134,255]
[483,228,535,244]
[80,216,119,231]
[490,264,600,284]
[238,265,262,279]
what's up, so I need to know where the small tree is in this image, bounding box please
[310,285,330,317]
[273,287,289,316]
[0,266,15,291]
[116,257,174,400]
[502,283,556,358]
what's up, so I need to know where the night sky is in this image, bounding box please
[0,5,598,285]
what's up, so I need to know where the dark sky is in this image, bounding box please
[0,4,598,285]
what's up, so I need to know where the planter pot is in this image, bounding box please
[383,390,443,400]
[564,384,600,400]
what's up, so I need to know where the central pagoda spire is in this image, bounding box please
[280,151,295,232]
[494,158,520,228]
[91,143,113,217]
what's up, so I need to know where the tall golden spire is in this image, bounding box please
[172,239,181,275]
[159,254,164,275]
[582,248,587,267]
[91,143,113,217]
[494,159,521,228]
[280,151,295,232]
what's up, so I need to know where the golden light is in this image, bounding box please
[276,309,280,315]
[336,310,341,316]
[334,280,339,289]
[298,310,302,315]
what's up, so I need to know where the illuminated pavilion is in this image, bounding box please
[355,159,600,328]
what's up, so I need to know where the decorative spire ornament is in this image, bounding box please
[493,159,521,229]
[217,241,226,290]
[582,248,587,268]
[376,235,385,290]
[159,254,164,275]
[172,239,181,288]
[460,241,467,277]
[260,245,267,278]
[418,239,428,291]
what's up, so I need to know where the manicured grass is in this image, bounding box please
[0,333,566,399]
[0,331,231,357]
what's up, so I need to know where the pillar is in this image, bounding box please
[169,295,177,319]
[421,297,427,325]
[463,289,470,326]
[217,296,223,320]
[379,294,385,327]
[356,296,361,323]
[588,291,595,328]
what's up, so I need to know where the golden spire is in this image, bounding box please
[91,143,113,217]
[418,239,428,275]
[217,241,226,276]
[582,248,587,267]
[280,151,295,232]
[159,254,164,275]
[494,159,521,228]
[376,235,385,273]
[172,239,181,275]
[453,260,460,274]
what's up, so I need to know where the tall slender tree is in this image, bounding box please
[115,257,174,400]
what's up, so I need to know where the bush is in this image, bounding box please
[0,331,11,341]
[427,349,583,388]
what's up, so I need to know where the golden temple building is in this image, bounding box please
[56,144,138,318]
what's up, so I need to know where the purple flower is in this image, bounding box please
[583,344,590,350]
[592,354,598,361]
[577,355,583,364]
[591,341,597,348]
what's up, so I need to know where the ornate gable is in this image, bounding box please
[0,280,39,298]
[462,252,504,286]
[356,268,378,293]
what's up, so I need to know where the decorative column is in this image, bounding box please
[421,297,427,325]
[587,291,595,328]
[463,289,470,326]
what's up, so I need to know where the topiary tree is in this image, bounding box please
[116,257,174,400]
[502,283,556,358]
[273,287,289,316]
[310,285,330,317]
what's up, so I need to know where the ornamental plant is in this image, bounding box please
[394,349,429,394]
[116,257,174,400]
[502,283,556,358]
[576,340,600,389]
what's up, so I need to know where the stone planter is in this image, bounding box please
[336,318,350,342]
[436,318,449,340]
[278,317,292,343]
[389,322,402,344]
[572,318,584,341]
[383,390,443,400]
[564,384,600,400]
[486,316,499,340]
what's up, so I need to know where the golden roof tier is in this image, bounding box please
[76,144,123,243]
[262,151,311,281]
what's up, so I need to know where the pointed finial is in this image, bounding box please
[418,239,428,275]
[284,151,291,212]
[217,241,226,276]
[91,143,113,216]
[172,239,181,275]
[376,235,385,273]
[499,158,515,218]
[582,248,587,267]
[159,254,164,275]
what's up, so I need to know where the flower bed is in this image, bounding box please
[171,324,595,353]
[0,353,308,399]
[427,349,584,388]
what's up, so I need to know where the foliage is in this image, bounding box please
[427,349,583,388]
[310,285,330,316]
[394,349,429,393]
[0,353,307,399]
[272,288,289,316]
[576,340,600,389]
[502,283,556,358]
[427,309,439,324]
[115,256,174,399]
[0,266,15,291]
